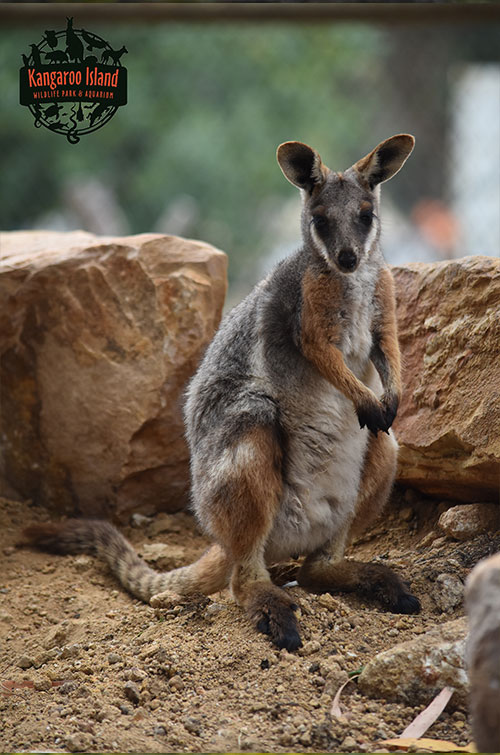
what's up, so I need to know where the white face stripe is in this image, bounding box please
[310,224,330,264]
[364,216,379,254]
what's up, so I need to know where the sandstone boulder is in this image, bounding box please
[0,231,227,519]
[357,617,468,708]
[392,256,500,502]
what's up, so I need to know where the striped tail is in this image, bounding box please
[23,519,230,602]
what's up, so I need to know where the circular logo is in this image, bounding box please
[20,18,128,144]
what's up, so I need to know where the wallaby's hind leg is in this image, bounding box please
[200,426,301,651]
[297,431,420,614]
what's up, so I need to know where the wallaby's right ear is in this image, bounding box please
[277,142,328,193]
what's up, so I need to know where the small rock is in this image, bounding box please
[17,654,34,669]
[123,681,141,705]
[316,593,338,611]
[124,667,147,682]
[140,542,186,569]
[419,530,438,547]
[205,602,226,617]
[298,640,321,657]
[341,735,358,750]
[107,652,122,664]
[183,716,202,735]
[72,555,92,572]
[33,677,52,691]
[438,503,500,541]
[65,733,91,753]
[432,573,464,613]
[58,681,77,695]
[154,725,167,736]
[43,626,68,650]
[3,546,15,556]
[168,675,185,692]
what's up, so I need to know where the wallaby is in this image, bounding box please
[24,134,420,652]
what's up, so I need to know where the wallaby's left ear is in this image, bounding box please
[353,134,415,189]
[277,141,328,193]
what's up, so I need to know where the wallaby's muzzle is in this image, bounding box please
[337,248,358,273]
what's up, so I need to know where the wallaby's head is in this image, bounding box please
[277,134,414,274]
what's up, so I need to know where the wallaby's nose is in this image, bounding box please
[337,249,358,272]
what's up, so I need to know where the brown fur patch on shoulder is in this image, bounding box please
[301,268,343,349]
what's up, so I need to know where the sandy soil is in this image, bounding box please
[0,489,497,754]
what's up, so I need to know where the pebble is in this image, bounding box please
[123,681,141,705]
[298,640,321,657]
[205,602,226,617]
[168,675,185,692]
[432,573,464,613]
[123,666,147,682]
[341,735,358,750]
[107,652,122,664]
[33,677,52,691]
[17,654,34,669]
[65,733,91,753]
[317,593,338,611]
[183,716,202,735]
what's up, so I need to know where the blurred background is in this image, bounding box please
[1,5,499,303]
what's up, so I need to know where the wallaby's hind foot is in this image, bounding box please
[297,554,420,615]
[246,582,302,652]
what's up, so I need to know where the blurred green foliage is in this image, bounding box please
[0,21,498,286]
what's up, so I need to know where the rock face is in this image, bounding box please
[358,618,468,708]
[0,231,227,519]
[392,256,500,502]
[466,553,500,753]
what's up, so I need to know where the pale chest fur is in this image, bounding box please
[266,265,381,563]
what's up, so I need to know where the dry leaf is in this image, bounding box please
[401,687,454,739]
[330,677,353,719]
[381,736,476,752]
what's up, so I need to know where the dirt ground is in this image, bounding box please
[1,489,498,754]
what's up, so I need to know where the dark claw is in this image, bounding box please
[392,592,421,615]
[357,402,386,435]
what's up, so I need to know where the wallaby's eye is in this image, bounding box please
[359,210,374,228]
[311,215,328,233]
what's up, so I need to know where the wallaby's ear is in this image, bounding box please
[353,134,415,189]
[277,141,328,192]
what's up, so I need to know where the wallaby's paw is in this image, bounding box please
[381,392,399,431]
[359,562,421,615]
[357,400,387,436]
[391,591,421,615]
[247,585,302,652]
